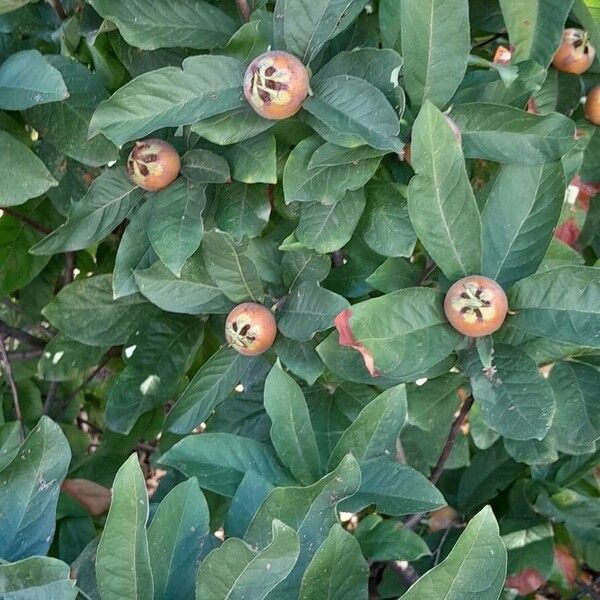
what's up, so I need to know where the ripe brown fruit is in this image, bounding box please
[444,276,508,337]
[552,28,596,75]
[243,51,310,120]
[585,85,600,126]
[127,139,181,192]
[428,506,459,532]
[225,302,277,356]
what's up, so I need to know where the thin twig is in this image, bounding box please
[235,0,251,21]
[42,382,58,416]
[46,0,67,20]
[417,259,437,285]
[7,349,44,361]
[1,207,51,234]
[61,252,76,288]
[0,320,46,348]
[0,336,26,441]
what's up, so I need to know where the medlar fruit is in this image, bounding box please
[552,28,596,75]
[429,506,460,532]
[225,302,277,356]
[243,51,310,120]
[127,139,181,192]
[585,85,600,126]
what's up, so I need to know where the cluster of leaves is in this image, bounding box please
[0,0,599,599]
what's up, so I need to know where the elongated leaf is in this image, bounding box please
[0,131,57,207]
[90,55,245,146]
[450,104,577,164]
[264,364,321,484]
[299,524,369,600]
[31,168,144,255]
[0,50,68,110]
[195,520,299,600]
[181,149,231,184]
[408,101,481,280]
[499,0,573,67]
[274,337,324,386]
[159,433,294,496]
[0,417,70,561]
[481,162,565,288]
[96,454,153,600]
[165,347,258,433]
[400,507,507,600]
[225,133,277,184]
[89,0,236,50]
[401,0,470,108]
[0,557,77,599]
[148,478,214,600]
[507,267,600,349]
[147,180,206,276]
[215,183,271,242]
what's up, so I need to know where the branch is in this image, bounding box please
[235,0,251,21]
[46,0,67,20]
[1,207,51,234]
[0,336,26,441]
[0,320,46,348]
[61,252,76,288]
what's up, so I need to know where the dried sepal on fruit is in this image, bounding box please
[243,51,310,120]
[225,302,277,356]
[443,275,508,337]
[126,138,181,192]
[552,28,596,75]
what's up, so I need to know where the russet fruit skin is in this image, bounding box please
[585,85,600,126]
[444,275,508,337]
[127,139,181,192]
[243,51,310,120]
[225,302,277,356]
[429,506,459,533]
[552,28,596,75]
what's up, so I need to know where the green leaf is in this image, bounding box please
[264,364,321,485]
[159,432,294,496]
[502,522,554,582]
[148,478,215,600]
[548,361,600,454]
[450,104,577,164]
[283,137,383,205]
[274,337,324,386]
[341,456,446,516]
[88,0,236,50]
[181,149,231,184]
[279,0,369,64]
[400,507,507,600]
[89,55,245,146]
[299,524,369,600]
[106,314,203,434]
[401,0,470,108]
[295,189,366,253]
[334,288,462,378]
[0,131,57,207]
[0,556,77,599]
[0,49,68,110]
[195,520,299,600]
[96,454,153,600]
[245,454,361,600]
[504,434,558,465]
[507,267,600,349]
[328,384,407,469]
[43,274,159,346]
[461,345,555,441]
[366,258,420,293]
[30,168,144,255]
[202,229,264,302]
[481,162,566,288]
[408,101,481,281]
[0,0,34,14]
[215,183,271,242]
[224,133,277,184]
[303,76,402,152]
[25,56,118,167]
[499,0,573,67]
[164,347,258,433]
[0,417,70,561]
[281,250,331,288]
[278,281,350,342]
[147,180,206,276]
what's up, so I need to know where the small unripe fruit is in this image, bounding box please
[585,85,600,126]
[429,506,459,532]
[552,29,596,75]
[444,276,508,337]
[127,139,180,192]
[243,51,310,120]
[225,302,277,356]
